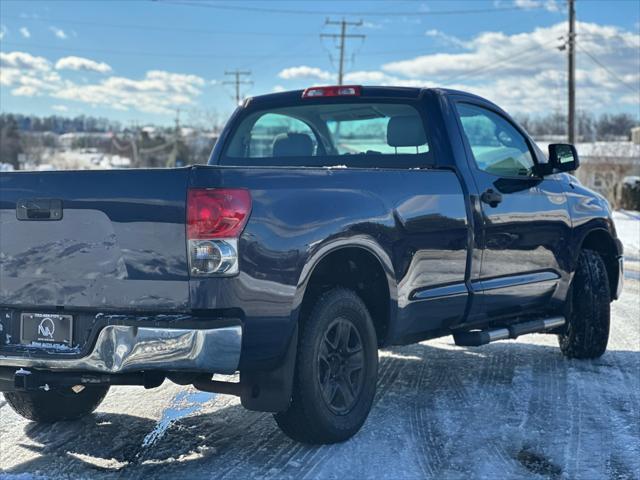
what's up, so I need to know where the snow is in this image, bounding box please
[141,390,216,448]
[0,214,638,479]
[613,210,640,281]
[623,176,640,186]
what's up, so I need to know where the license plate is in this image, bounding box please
[20,313,73,347]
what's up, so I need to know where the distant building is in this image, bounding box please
[575,141,640,207]
[537,138,640,207]
[58,132,112,150]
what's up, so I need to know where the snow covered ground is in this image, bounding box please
[614,210,640,281]
[1,215,639,480]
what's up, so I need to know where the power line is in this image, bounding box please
[578,45,639,95]
[223,70,252,105]
[0,14,315,38]
[440,37,562,85]
[321,19,365,85]
[0,40,272,59]
[0,13,543,40]
[156,0,538,16]
[0,40,444,61]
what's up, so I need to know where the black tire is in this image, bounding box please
[4,385,109,423]
[274,287,378,444]
[559,249,610,359]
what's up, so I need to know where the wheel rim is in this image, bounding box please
[317,317,365,415]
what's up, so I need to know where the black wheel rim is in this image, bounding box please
[317,317,365,415]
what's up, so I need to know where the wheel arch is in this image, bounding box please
[577,227,621,300]
[293,237,398,346]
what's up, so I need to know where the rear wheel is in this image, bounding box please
[4,385,109,423]
[559,249,610,359]
[274,288,378,444]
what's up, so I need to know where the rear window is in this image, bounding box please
[222,102,429,166]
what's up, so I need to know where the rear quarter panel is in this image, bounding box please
[189,165,468,368]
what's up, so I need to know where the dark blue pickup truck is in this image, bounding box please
[0,86,624,444]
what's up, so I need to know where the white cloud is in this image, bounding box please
[12,85,39,97]
[1,50,206,115]
[19,27,31,38]
[0,25,7,40]
[55,56,112,73]
[344,21,639,115]
[343,70,434,88]
[495,0,560,12]
[52,105,69,112]
[275,22,639,115]
[54,70,206,114]
[425,29,469,49]
[49,26,67,39]
[278,66,335,81]
[0,51,51,71]
[514,0,560,12]
[272,85,286,93]
[383,22,639,80]
[362,21,383,30]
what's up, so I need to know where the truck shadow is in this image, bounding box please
[6,340,640,479]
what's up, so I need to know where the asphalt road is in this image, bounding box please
[1,276,638,480]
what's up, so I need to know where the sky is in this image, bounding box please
[0,0,639,127]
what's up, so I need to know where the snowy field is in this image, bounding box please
[1,215,638,480]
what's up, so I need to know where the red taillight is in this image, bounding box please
[187,188,251,240]
[302,85,361,98]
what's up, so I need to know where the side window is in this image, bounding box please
[248,113,317,158]
[457,103,535,177]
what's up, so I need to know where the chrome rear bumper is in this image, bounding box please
[0,325,242,374]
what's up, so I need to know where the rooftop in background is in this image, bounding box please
[537,141,640,163]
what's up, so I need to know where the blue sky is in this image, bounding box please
[1,0,638,126]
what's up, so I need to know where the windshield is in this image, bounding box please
[223,102,429,164]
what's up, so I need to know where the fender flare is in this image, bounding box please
[291,234,398,330]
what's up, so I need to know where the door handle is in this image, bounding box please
[16,199,63,221]
[480,189,502,208]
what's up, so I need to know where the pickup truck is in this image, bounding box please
[0,85,624,444]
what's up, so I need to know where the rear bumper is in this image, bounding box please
[0,324,242,374]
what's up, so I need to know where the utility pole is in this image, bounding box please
[321,19,365,85]
[568,0,576,143]
[129,120,139,167]
[167,108,181,167]
[223,70,252,105]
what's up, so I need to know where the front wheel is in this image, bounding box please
[274,288,378,444]
[559,249,610,359]
[4,385,110,423]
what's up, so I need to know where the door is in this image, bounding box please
[455,102,571,320]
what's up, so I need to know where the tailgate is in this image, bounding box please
[0,168,191,310]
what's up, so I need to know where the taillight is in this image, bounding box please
[302,85,361,98]
[187,188,251,276]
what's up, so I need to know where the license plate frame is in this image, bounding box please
[20,312,74,348]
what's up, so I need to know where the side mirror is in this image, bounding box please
[548,143,579,172]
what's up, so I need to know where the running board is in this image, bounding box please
[453,316,565,347]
